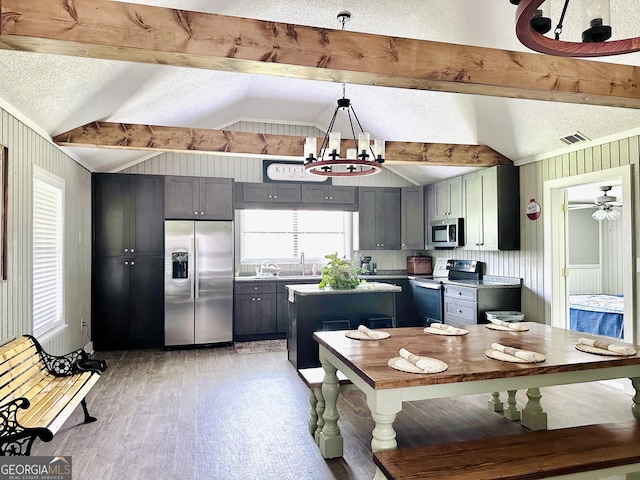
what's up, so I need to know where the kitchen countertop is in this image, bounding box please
[286,282,402,298]
[235,271,408,282]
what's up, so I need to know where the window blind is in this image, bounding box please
[240,209,350,262]
[33,170,64,334]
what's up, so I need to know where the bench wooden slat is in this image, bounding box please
[373,421,640,480]
[297,367,351,389]
[0,359,48,404]
[18,374,92,428]
[46,374,100,435]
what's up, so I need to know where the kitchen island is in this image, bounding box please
[286,282,401,369]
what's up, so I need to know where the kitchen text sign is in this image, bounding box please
[263,160,330,184]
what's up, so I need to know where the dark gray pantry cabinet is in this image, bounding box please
[92,174,164,350]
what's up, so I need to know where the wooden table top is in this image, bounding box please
[314,323,640,390]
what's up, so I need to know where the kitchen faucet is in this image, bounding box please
[300,252,305,275]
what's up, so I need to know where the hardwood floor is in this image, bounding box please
[33,346,635,480]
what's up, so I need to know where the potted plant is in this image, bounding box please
[318,253,364,290]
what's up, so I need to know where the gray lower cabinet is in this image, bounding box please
[401,186,425,250]
[357,187,401,250]
[443,284,521,328]
[234,282,277,339]
[164,176,233,220]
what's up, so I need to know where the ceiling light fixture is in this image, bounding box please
[303,12,385,177]
[510,0,640,57]
[592,204,621,221]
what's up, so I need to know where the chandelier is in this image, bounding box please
[592,204,621,221]
[510,0,640,57]
[303,12,385,177]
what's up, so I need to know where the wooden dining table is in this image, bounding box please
[313,323,640,469]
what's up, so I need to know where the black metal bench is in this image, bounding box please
[0,335,106,455]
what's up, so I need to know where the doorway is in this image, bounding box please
[543,165,635,344]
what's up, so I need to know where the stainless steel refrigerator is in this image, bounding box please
[164,221,233,346]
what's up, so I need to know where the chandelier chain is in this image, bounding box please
[554,0,571,40]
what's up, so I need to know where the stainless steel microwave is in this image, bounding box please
[431,218,464,248]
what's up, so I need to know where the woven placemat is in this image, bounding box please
[388,356,448,374]
[423,326,468,336]
[484,349,544,363]
[575,343,631,356]
[345,330,390,340]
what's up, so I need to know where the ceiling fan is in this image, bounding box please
[568,186,622,220]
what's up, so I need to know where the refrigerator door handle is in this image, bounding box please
[190,237,195,300]
[194,237,200,299]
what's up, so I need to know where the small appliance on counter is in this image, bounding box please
[256,260,282,277]
[360,256,374,275]
[407,255,432,275]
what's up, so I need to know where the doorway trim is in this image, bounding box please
[543,164,635,343]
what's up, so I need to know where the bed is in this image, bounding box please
[569,294,624,339]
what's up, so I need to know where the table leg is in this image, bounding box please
[308,388,319,437]
[504,390,521,421]
[318,358,343,459]
[487,391,503,412]
[521,387,547,430]
[631,377,640,420]
[313,386,325,444]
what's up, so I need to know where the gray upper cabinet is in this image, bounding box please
[93,174,164,257]
[165,176,233,220]
[357,187,401,250]
[301,185,357,206]
[463,165,520,251]
[242,183,301,203]
[401,186,425,250]
[433,177,463,219]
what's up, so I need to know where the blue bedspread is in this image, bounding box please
[569,294,624,339]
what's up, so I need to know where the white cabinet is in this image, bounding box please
[433,177,462,219]
[463,165,520,251]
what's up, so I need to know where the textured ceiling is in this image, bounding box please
[1,0,640,184]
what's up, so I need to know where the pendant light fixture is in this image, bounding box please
[510,0,640,57]
[303,12,385,177]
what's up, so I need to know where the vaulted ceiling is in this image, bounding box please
[1,0,639,185]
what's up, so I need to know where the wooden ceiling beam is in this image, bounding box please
[53,123,512,167]
[2,0,640,109]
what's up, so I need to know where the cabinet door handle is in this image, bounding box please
[131,248,135,253]
[273,195,277,199]
[124,248,128,253]
[200,212,204,215]
[131,261,135,266]
[194,211,198,214]
[252,297,255,301]
[458,291,462,295]
[257,297,261,301]
[268,195,272,199]
[458,309,463,314]
[125,261,129,265]
[254,286,258,290]
[329,196,333,200]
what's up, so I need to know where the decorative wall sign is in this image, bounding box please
[526,198,541,220]
[263,160,330,184]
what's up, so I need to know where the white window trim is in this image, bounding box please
[32,165,66,340]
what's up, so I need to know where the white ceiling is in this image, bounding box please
[1,0,640,184]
